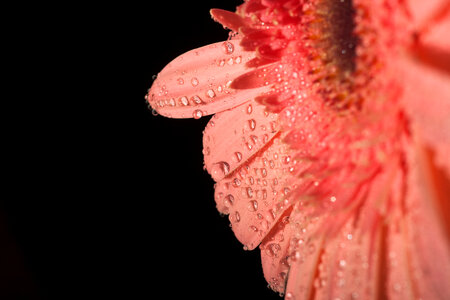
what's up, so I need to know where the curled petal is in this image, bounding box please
[147,40,269,118]
[203,101,279,182]
[210,9,246,32]
[230,63,278,89]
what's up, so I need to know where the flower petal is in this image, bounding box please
[259,208,293,294]
[397,53,450,176]
[210,9,246,32]
[401,138,450,299]
[313,218,382,300]
[419,5,450,52]
[203,101,279,182]
[284,214,326,300]
[213,135,297,250]
[406,0,448,27]
[147,40,269,118]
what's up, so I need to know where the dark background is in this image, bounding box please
[1,1,281,299]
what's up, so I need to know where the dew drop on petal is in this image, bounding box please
[248,119,256,131]
[177,78,184,85]
[211,161,231,177]
[233,152,242,163]
[247,200,258,211]
[179,96,189,106]
[191,77,199,86]
[193,109,203,119]
[222,41,234,54]
[206,89,216,98]
[246,104,253,114]
[223,194,234,207]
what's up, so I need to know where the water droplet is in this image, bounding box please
[249,225,258,232]
[285,292,295,300]
[347,233,353,240]
[246,187,253,198]
[191,77,199,86]
[233,152,242,163]
[223,194,234,207]
[248,119,256,131]
[151,109,158,116]
[233,178,241,187]
[193,110,203,119]
[261,168,267,177]
[222,41,234,54]
[330,196,337,202]
[190,95,203,105]
[210,162,230,180]
[234,211,241,222]
[177,78,184,85]
[179,96,189,106]
[203,146,210,156]
[247,200,258,211]
[339,259,346,268]
[206,89,216,98]
[246,104,253,114]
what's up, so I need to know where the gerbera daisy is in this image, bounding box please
[146,0,450,299]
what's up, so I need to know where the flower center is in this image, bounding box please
[314,0,357,76]
[307,0,360,109]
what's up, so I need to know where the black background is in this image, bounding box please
[1,1,281,299]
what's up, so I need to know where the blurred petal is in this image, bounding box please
[402,138,450,299]
[419,5,450,52]
[397,53,450,176]
[147,40,269,118]
[405,0,448,27]
[313,218,382,300]
[203,101,279,182]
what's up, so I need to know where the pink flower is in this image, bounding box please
[147,0,450,299]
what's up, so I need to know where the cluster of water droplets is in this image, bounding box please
[148,40,248,119]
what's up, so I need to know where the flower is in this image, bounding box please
[146,0,450,299]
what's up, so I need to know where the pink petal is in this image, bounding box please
[230,63,279,89]
[259,208,293,294]
[396,53,450,176]
[405,0,448,27]
[203,101,279,182]
[284,211,326,300]
[210,9,246,32]
[312,218,382,300]
[147,40,269,119]
[418,5,450,52]
[385,219,416,300]
[401,138,450,299]
[213,135,297,250]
